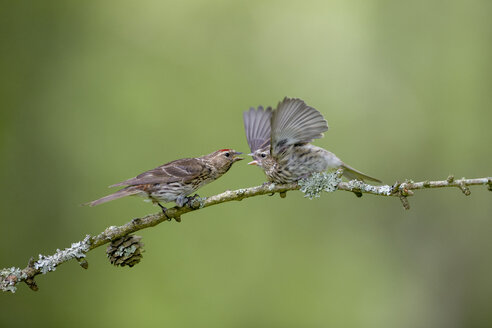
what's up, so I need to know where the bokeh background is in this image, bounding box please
[1,1,491,327]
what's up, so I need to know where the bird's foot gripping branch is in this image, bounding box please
[1,174,491,293]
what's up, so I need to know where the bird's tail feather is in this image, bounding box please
[83,187,141,207]
[341,163,381,183]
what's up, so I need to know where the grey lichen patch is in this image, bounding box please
[347,180,392,196]
[34,235,91,274]
[378,185,392,196]
[235,189,246,198]
[196,197,206,208]
[299,172,342,200]
[234,189,247,201]
[346,179,365,190]
[104,226,119,240]
[267,183,276,191]
[0,267,27,293]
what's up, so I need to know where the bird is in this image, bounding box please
[243,97,381,184]
[85,149,243,215]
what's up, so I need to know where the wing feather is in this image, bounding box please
[270,97,328,156]
[109,158,205,187]
[243,105,272,152]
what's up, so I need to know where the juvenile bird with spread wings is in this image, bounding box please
[243,97,380,184]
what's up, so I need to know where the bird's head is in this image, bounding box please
[206,149,243,172]
[247,148,272,168]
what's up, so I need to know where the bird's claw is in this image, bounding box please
[186,194,202,209]
[157,203,172,221]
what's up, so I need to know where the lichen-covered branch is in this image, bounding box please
[1,172,491,293]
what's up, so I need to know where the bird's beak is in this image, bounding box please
[248,153,254,156]
[248,160,258,166]
[232,151,243,162]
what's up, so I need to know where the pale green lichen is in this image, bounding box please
[34,235,91,274]
[1,267,27,293]
[298,172,342,200]
[197,197,206,209]
[115,244,137,257]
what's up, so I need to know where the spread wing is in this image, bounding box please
[109,158,205,187]
[270,97,328,157]
[243,105,272,153]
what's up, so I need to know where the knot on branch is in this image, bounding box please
[458,179,471,195]
[391,181,414,210]
[107,235,144,268]
[24,257,39,291]
[298,171,342,199]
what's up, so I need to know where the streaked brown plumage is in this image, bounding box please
[243,97,381,184]
[86,149,243,212]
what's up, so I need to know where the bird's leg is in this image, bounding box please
[149,195,171,221]
[157,202,172,221]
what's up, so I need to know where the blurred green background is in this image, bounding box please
[1,0,491,327]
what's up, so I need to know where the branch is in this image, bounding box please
[2,172,491,293]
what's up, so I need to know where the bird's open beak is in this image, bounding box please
[247,152,258,165]
[232,151,243,162]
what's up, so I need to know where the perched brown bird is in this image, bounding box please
[243,97,381,184]
[86,149,243,214]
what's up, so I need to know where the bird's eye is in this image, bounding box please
[260,153,266,158]
[224,152,230,157]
